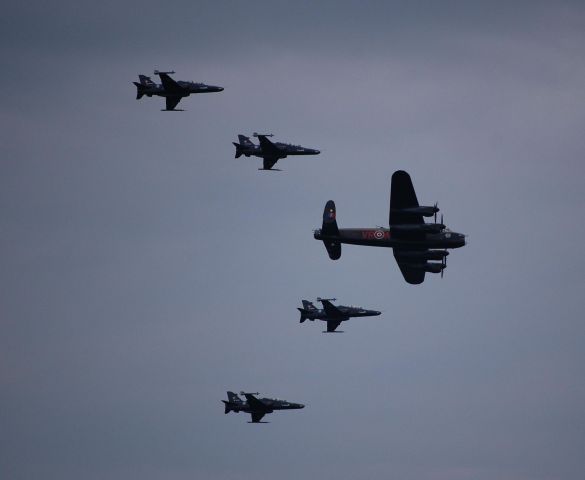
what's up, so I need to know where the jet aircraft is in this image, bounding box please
[133,70,223,111]
[232,133,320,170]
[298,298,381,333]
[313,170,466,284]
[222,391,305,423]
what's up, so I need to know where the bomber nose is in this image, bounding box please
[217,86,224,91]
[314,149,321,154]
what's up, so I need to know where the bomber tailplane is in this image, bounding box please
[321,200,341,260]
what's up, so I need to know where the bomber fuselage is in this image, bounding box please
[314,227,466,250]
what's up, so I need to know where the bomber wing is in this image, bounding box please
[393,249,426,285]
[390,170,424,239]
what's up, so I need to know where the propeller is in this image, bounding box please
[434,202,439,223]
[441,253,447,278]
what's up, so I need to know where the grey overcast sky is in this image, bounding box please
[1,1,585,479]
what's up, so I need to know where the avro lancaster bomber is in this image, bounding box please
[314,170,466,284]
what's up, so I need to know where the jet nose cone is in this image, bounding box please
[314,150,321,154]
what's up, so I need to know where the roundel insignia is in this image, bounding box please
[374,230,384,239]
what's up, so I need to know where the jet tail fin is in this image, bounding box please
[227,391,242,403]
[238,135,254,147]
[321,200,341,260]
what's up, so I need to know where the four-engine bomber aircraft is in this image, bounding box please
[233,133,320,170]
[133,70,224,111]
[298,298,381,332]
[222,391,305,423]
[314,170,466,284]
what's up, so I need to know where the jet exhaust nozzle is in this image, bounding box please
[133,82,146,100]
[222,400,233,414]
[233,143,243,158]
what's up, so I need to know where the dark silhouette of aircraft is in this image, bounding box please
[314,170,466,284]
[133,70,223,111]
[232,133,320,170]
[222,391,305,423]
[298,298,381,333]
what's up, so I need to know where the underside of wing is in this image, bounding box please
[321,300,343,318]
[326,320,342,332]
[250,411,266,423]
[393,250,426,285]
[165,96,182,111]
[159,73,186,95]
[257,135,281,157]
[262,157,279,170]
[244,394,268,411]
[390,170,423,226]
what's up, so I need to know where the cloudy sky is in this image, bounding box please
[2,1,585,479]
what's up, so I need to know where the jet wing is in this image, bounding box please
[158,73,186,95]
[250,412,266,423]
[165,96,182,111]
[320,299,343,318]
[326,320,342,332]
[257,135,281,157]
[262,157,279,170]
[244,394,269,411]
[393,249,426,285]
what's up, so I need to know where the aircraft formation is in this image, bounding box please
[132,69,467,423]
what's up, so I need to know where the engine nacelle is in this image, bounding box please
[395,250,448,261]
[397,261,445,274]
[391,205,439,217]
[391,223,445,234]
